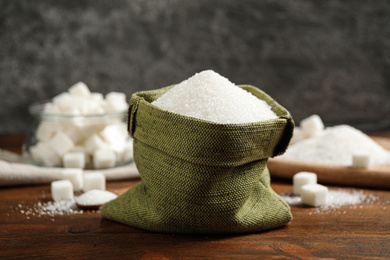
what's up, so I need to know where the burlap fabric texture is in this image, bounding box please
[101,85,294,234]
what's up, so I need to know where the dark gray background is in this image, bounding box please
[1,0,389,134]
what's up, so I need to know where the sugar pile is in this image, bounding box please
[75,189,118,206]
[280,125,390,166]
[152,70,278,124]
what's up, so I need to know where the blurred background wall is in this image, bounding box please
[0,0,389,134]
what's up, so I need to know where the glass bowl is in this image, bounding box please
[23,100,133,169]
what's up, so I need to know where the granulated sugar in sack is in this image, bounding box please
[151,70,278,124]
[280,125,390,166]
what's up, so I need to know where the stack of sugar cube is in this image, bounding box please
[51,168,106,201]
[28,82,133,169]
[293,171,328,207]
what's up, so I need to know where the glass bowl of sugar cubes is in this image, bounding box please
[23,82,133,169]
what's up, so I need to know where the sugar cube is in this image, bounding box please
[43,103,60,114]
[86,99,105,115]
[53,92,72,111]
[61,168,83,192]
[104,92,128,112]
[290,127,306,145]
[35,122,61,142]
[30,142,61,167]
[83,173,105,191]
[78,123,103,138]
[69,81,91,97]
[70,146,91,166]
[121,139,134,163]
[84,134,107,154]
[293,171,317,195]
[90,92,104,103]
[48,131,74,156]
[93,148,116,169]
[51,180,74,201]
[106,92,126,104]
[62,107,81,116]
[100,123,127,152]
[68,96,89,114]
[63,152,86,169]
[301,183,328,207]
[300,114,324,138]
[352,152,371,168]
[62,125,84,144]
[100,124,126,144]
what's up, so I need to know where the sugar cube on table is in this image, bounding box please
[93,148,116,169]
[301,183,328,207]
[300,114,324,138]
[293,171,317,195]
[83,173,106,192]
[48,131,74,157]
[352,152,371,168]
[51,180,74,201]
[61,168,83,192]
[63,152,86,169]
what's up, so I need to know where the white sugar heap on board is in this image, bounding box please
[280,125,390,166]
[152,70,278,124]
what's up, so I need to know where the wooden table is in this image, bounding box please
[1,134,390,259]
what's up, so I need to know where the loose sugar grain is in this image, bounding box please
[280,125,390,166]
[16,200,83,219]
[152,70,278,124]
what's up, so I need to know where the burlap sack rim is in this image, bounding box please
[127,85,294,168]
[128,84,292,131]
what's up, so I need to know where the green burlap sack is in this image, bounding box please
[101,85,294,234]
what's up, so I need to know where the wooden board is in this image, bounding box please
[268,136,390,189]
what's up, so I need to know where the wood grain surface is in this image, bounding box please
[1,134,390,259]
